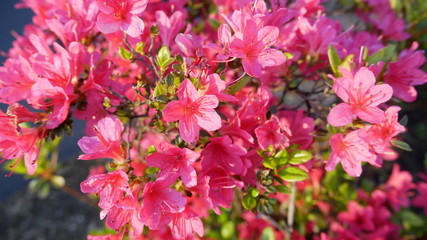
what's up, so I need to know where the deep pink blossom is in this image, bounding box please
[327,67,393,127]
[80,170,131,210]
[162,79,221,143]
[229,19,286,77]
[139,175,186,230]
[384,164,414,211]
[326,131,377,177]
[278,109,314,150]
[170,207,204,239]
[412,182,427,215]
[255,115,291,150]
[145,141,199,187]
[384,42,427,102]
[201,136,247,175]
[78,116,125,162]
[156,10,186,47]
[200,73,238,102]
[96,0,147,37]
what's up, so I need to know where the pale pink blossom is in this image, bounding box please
[327,67,393,127]
[326,131,377,177]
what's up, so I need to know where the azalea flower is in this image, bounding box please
[145,141,200,187]
[162,79,221,143]
[325,130,377,177]
[96,0,147,37]
[140,175,187,230]
[201,136,247,175]
[327,67,393,127]
[229,19,287,77]
[78,115,126,162]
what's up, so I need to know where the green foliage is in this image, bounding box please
[260,227,275,240]
[119,46,134,60]
[156,46,175,71]
[391,140,412,151]
[277,166,309,182]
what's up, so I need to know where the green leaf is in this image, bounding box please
[274,149,289,165]
[156,46,174,70]
[263,157,277,169]
[147,145,156,154]
[391,140,412,151]
[276,185,292,194]
[339,54,354,72]
[284,52,295,60]
[328,45,341,75]
[119,46,133,60]
[243,195,257,210]
[261,227,275,240]
[135,42,145,55]
[153,83,166,98]
[278,167,309,182]
[399,115,408,126]
[249,187,260,198]
[289,150,313,165]
[227,76,250,94]
[220,221,235,239]
[366,45,396,64]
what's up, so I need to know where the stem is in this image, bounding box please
[61,184,97,207]
[287,183,296,233]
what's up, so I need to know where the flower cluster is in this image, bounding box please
[1,0,427,239]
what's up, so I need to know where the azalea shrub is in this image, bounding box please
[1,0,427,239]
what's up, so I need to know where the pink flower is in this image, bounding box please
[139,175,187,230]
[80,170,131,210]
[327,67,393,127]
[412,182,427,215]
[162,79,221,143]
[358,106,405,155]
[202,166,243,214]
[384,42,427,102]
[297,16,339,55]
[156,10,186,47]
[229,19,286,77]
[103,195,143,237]
[200,73,238,102]
[325,130,377,177]
[384,164,414,211]
[28,78,70,129]
[338,201,375,232]
[255,115,291,150]
[278,109,315,150]
[201,136,247,175]
[96,0,147,37]
[170,207,204,239]
[145,141,200,187]
[175,34,209,78]
[78,116,126,162]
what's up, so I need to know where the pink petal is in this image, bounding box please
[178,79,199,104]
[367,84,393,106]
[355,106,385,124]
[179,116,199,143]
[162,101,185,122]
[122,15,144,37]
[327,103,354,127]
[180,165,197,187]
[352,67,376,93]
[258,48,287,67]
[197,94,219,109]
[196,109,221,131]
[257,26,279,46]
[242,57,262,77]
[218,24,232,46]
[176,34,194,58]
[130,0,148,15]
[96,13,120,34]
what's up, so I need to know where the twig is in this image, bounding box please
[287,183,296,234]
[61,184,98,207]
